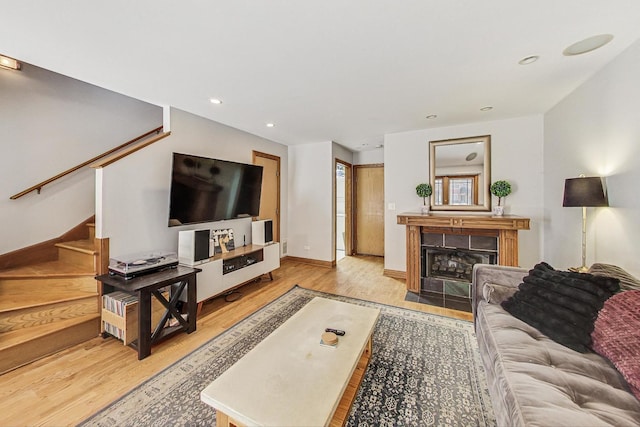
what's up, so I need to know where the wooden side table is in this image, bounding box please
[96,265,201,360]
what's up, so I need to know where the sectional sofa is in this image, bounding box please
[472,263,640,426]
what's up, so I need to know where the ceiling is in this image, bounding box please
[2,1,640,151]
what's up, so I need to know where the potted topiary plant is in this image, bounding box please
[490,180,512,216]
[416,183,432,214]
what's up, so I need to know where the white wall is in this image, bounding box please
[333,143,354,166]
[98,107,288,258]
[544,39,640,277]
[354,148,384,165]
[0,62,161,254]
[384,116,544,272]
[287,142,333,261]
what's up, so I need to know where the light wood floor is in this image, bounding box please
[0,255,472,427]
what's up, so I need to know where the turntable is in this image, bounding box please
[108,250,178,279]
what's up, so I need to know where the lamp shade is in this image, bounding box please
[563,176,608,207]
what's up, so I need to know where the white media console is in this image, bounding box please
[180,242,280,304]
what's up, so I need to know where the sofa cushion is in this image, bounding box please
[589,263,640,291]
[476,301,640,427]
[526,261,619,300]
[592,290,640,400]
[501,262,619,353]
[517,281,599,318]
[482,283,517,305]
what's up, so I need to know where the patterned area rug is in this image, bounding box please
[80,286,495,427]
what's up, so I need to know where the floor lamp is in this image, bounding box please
[562,175,608,272]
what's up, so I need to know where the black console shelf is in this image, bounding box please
[96,266,201,360]
[222,248,264,275]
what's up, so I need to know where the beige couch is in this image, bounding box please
[472,264,640,427]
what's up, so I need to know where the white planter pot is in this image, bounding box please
[420,205,430,215]
[493,206,504,216]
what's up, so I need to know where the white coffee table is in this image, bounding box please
[201,296,380,427]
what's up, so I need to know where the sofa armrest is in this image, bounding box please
[472,264,527,326]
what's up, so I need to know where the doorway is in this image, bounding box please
[354,164,384,256]
[335,160,352,262]
[253,151,281,243]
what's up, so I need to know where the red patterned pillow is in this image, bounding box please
[591,290,640,399]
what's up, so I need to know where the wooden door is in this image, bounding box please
[355,164,384,256]
[253,151,280,243]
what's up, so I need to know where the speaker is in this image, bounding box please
[178,229,211,265]
[252,219,273,245]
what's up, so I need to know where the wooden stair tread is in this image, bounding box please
[0,261,94,278]
[0,292,97,313]
[0,313,100,351]
[55,239,96,254]
[0,275,95,288]
[0,296,98,332]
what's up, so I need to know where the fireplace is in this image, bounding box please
[424,247,495,282]
[397,212,530,314]
[419,231,498,312]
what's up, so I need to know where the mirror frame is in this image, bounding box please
[429,135,491,212]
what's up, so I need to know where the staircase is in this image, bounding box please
[0,222,101,374]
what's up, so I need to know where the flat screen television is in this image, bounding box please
[168,153,263,227]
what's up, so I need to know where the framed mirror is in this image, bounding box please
[429,135,491,211]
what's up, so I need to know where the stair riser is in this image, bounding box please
[0,277,97,295]
[57,247,95,269]
[0,316,100,375]
[0,297,98,333]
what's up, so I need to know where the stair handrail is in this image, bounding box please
[10,126,164,200]
[89,128,170,169]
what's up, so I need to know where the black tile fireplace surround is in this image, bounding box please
[410,231,498,312]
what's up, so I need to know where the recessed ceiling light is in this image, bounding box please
[563,34,614,56]
[480,106,493,112]
[266,123,275,128]
[518,55,539,65]
[209,98,222,105]
[426,114,438,119]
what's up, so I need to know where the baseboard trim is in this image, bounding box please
[283,256,334,269]
[383,269,406,280]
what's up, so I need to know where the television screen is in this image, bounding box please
[168,153,263,227]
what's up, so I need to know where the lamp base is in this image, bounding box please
[568,266,589,273]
